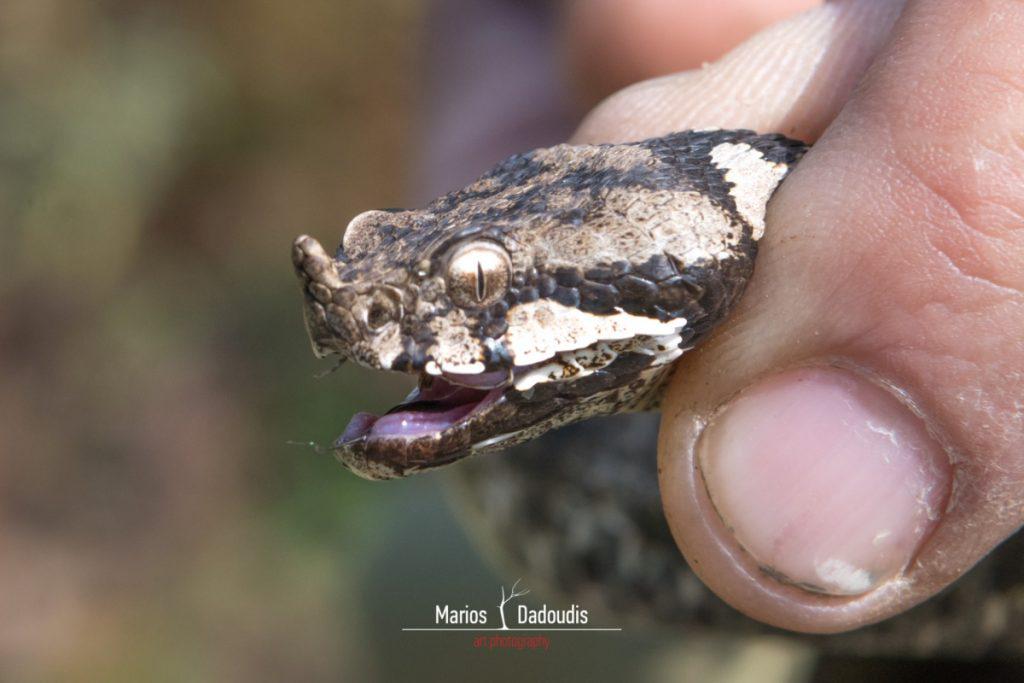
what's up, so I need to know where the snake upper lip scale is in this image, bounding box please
[292,129,807,479]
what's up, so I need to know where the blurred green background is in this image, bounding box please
[1,0,427,678]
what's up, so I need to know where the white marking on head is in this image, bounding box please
[503,299,686,367]
[440,361,486,374]
[709,142,789,240]
[512,331,684,391]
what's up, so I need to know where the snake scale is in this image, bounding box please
[292,130,1024,658]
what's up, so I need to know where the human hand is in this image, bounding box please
[572,0,1024,633]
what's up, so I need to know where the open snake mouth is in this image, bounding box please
[339,371,508,445]
[332,367,564,480]
[330,330,687,480]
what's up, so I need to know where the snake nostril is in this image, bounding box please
[366,302,392,331]
[364,288,403,332]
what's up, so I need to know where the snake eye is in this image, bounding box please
[445,241,511,309]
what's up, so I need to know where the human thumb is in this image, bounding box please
[576,0,1024,634]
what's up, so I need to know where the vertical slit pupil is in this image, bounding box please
[476,260,486,301]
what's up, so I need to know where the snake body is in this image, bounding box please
[292,130,1023,656]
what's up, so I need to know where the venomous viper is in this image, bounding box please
[291,130,1024,657]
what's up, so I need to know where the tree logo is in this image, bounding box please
[496,579,530,631]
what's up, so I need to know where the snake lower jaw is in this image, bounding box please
[330,370,560,480]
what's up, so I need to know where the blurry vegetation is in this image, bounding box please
[0,1,421,679]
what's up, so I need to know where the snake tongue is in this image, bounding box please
[337,377,502,443]
[371,401,481,439]
[339,411,379,442]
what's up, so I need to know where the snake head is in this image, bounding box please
[292,130,806,479]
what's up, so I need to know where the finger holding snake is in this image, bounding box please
[574,0,1024,633]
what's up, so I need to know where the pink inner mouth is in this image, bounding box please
[339,374,505,443]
